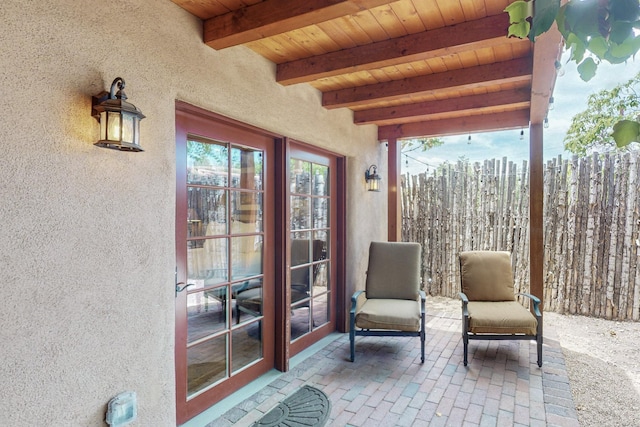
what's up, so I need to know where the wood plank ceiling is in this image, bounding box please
[171,0,562,142]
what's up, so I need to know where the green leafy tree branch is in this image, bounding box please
[564,72,640,155]
[505,0,640,147]
[401,137,445,153]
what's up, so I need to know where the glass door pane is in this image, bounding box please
[184,137,266,398]
[289,157,331,343]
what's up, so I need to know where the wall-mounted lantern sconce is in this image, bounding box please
[364,164,381,192]
[92,77,145,152]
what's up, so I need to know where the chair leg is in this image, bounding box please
[536,314,543,367]
[462,315,469,366]
[537,334,543,367]
[349,311,356,362]
[420,311,425,363]
[463,333,468,366]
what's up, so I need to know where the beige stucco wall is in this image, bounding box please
[0,0,386,425]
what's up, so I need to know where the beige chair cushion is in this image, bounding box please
[460,251,515,301]
[366,241,421,300]
[467,301,537,335]
[355,298,421,332]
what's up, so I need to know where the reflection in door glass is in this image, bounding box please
[232,322,262,373]
[187,289,227,342]
[231,235,263,280]
[231,148,263,190]
[231,190,262,233]
[289,158,331,342]
[184,136,265,398]
[187,335,227,397]
[187,141,228,186]
[312,164,329,196]
[187,187,227,238]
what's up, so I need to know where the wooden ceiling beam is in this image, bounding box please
[204,0,400,50]
[378,109,530,141]
[354,87,531,125]
[323,57,533,109]
[277,14,517,85]
[529,22,564,125]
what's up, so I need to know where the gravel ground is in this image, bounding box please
[426,296,640,427]
[545,311,640,427]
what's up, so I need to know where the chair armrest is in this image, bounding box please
[459,292,469,317]
[517,293,542,318]
[350,290,365,315]
[419,290,426,314]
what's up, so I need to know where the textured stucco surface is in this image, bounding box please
[0,0,385,426]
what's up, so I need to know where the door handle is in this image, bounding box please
[175,282,195,296]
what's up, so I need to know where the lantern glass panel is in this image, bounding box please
[122,113,134,143]
[368,178,380,192]
[100,112,107,141]
[107,111,121,142]
[134,118,140,146]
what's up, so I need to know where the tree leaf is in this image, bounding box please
[566,33,586,62]
[610,21,634,44]
[531,0,561,40]
[587,36,608,58]
[597,0,610,39]
[504,1,532,23]
[612,119,640,147]
[609,37,640,60]
[577,57,598,81]
[564,0,601,38]
[610,0,640,22]
[556,4,569,36]
[504,1,534,39]
[508,21,531,38]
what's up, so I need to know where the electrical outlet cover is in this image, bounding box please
[106,391,137,426]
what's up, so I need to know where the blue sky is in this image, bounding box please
[402,53,640,174]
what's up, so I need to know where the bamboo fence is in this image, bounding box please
[402,152,640,321]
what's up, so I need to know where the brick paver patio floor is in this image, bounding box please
[195,309,579,427]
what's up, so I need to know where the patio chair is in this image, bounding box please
[349,241,426,363]
[458,251,543,367]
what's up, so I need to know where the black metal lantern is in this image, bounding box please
[92,77,145,152]
[364,164,381,192]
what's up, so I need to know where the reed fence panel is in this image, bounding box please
[401,152,640,320]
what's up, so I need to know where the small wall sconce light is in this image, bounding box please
[364,164,382,192]
[544,116,549,128]
[92,77,145,152]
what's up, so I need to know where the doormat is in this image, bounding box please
[253,385,330,427]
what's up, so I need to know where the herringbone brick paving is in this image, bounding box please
[206,310,579,427]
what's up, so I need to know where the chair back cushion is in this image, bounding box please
[459,251,515,301]
[366,241,421,300]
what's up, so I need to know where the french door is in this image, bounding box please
[287,142,339,357]
[175,108,275,424]
[175,106,345,424]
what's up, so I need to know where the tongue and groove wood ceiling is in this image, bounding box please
[171,0,561,141]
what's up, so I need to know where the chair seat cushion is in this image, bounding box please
[237,288,262,313]
[468,301,537,335]
[355,298,421,332]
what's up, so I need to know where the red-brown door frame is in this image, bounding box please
[175,102,279,424]
[275,139,346,371]
[174,103,347,422]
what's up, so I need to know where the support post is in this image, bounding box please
[529,123,544,312]
[387,137,401,242]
